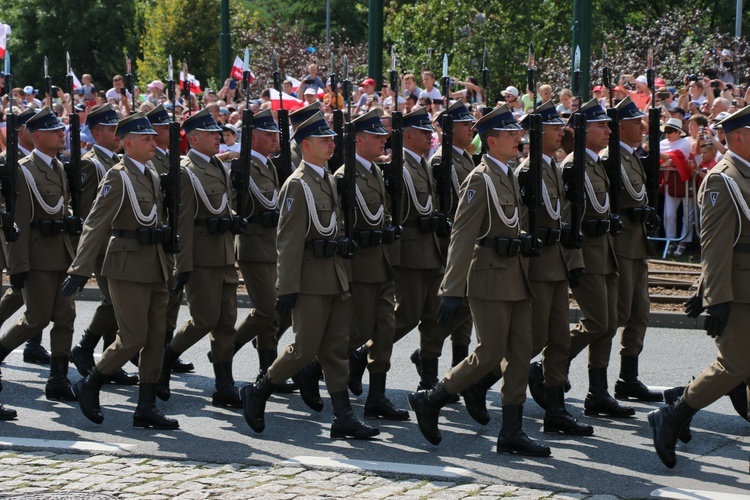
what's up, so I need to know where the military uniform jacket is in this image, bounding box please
[69,157,169,284]
[10,151,75,273]
[80,146,120,221]
[560,151,618,274]
[698,152,750,306]
[439,155,533,301]
[0,146,31,269]
[391,150,443,269]
[236,154,280,264]
[175,150,235,274]
[276,163,348,296]
[429,145,477,219]
[149,148,169,176]
[334,159,394,284]
[515,155,570,282]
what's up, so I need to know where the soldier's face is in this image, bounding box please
[190,130,221,156]
[405,128,432,156]
[489,130,520,162]
[153,125,170,148]
[542,124,564,153]
[620,119,645,147]
[124,134,156,163]
[586,121,610,152]
[453,121,473,149]
[252,130,280,157]
[356,132,387,162]
[33,128,65,154]
[94,125,121,152]
[302,136,335,165]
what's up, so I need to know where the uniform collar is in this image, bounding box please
[586,148,600,162]
[452,145,466,156]
[251,149,269,167]
[619,141,634,155]
[94,144,116,159]
[403,147,423,163]
[126,156,146,174]
[19,144,32,157]
[190,149,212,164]
[303,161,326,177]
[156,146,167,156]
[542,153,552,165]
[355,153,373,172]
[33,149,55,168]
[485,154,509,175]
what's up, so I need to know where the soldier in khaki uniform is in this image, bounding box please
[157,108,241,408]
[410,106,550,457]
[240,112,379,440]
[649,107,750,468]
[0,107,77,402]
[64,112,178,430]
[285,102,321,171]
[334,109,407,420]
[561,99,633,418]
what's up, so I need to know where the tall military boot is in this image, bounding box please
[364,372,409,420]
[727,382,749,422]
[291,358,324,411]
[446,344,469,404]
[256,349,296,394]
[648,397,698,468]
[240,372,277,433]
[528,361,547,410]
[0,403,16,421]
[0,343,12,365]
[166,330,194,373]
[408,382,453,445]
[72,369,107,424]
[45,356,77,402]
[663,386,692,443]
[101,338,138,386]
[348,345,369,396]
[212,362,242,408]
[71,329,102,377]
[330,391,380,439]
[496,405,551,457]
[584,368,635,418]
[417,357,439,391]
[156,346,180,401]
[543,386,594,436]
[614,355,663,402]
[207,341,241,364]
[410,348,422,377]
[133,384,180,430]
[23,333,50,365]
[461,371,502,425]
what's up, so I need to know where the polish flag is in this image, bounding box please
[0,24,10,59]
[268,88,305,112]
[230,56,255,83]
[179,71,202,94]
[69,70,82,90]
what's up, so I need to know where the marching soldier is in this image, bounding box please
[0,107,77,402]
[410,105,550,457]
[240,111,379,440]
[649,106,750,468]
[287,102,322,170]
[562,99,634,418]
[334,109,408,420]
[157,108,241,408]
[64,112,178,430]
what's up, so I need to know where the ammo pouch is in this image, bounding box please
[305,239,340,258]
[537,227,561,246]
[627,206,654,225]
[582,218,610,237]
[477,237,522,257]
[260,210,280,228]
[31,219,65,236]
[195,217,232,234]
[417,214,441,234]
[381,225,398,245]
[354,230,384,248]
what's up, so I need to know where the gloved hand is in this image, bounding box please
[9,272,28,290]
[275,293,298,316]
[520,233,541,257]
[61,274,88,296]
[171,272,190,296]
[436,296,463,328]
[704,302,730,338]
[646,212,662,231]
[684,293,705,319]
[568,268,585,289]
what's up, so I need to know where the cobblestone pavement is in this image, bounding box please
[0,450,624,499]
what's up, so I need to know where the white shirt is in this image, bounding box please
[105,87,133,102]
[484,154,509,175]
[33,149,56,169]
[190,149,213,164]
[420,87,442,101]
[126,156,147,174]
[355,153,373,173]
[303,161,326,178]
[620,141,634,155]
[251,149,269,168]
[404,148,424,164]
[660,137,692,159]
[94,144,116,160]
[586,148,601,163]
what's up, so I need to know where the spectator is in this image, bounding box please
[622,74,651,110]
[556,88,573,116]
[302,87,319,106]
[659,118,694,256]
[402,73,423,99]
[419,71,442,101]
[449,76,485,104]
[282,80,297,98]
[217,124,241,169]
[355,78,380,115]
[301,63,325,92]
[324,79,344,110]
[146,80,164,106]
[500,86,522,115]
[23,86,43,108]
[81,74,97,107]
[105,75,132,103]
[404,94,418,113]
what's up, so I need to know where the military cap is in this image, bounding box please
[253,109,280,133]
[352,109,388,135]
[519,100,564,130]
[25,107,65,133]
[403,107,434,132]
[115,112,157,138]
[86,104,120,128]
[717,105,750,134]
[289,102,322,127]
[292,111,336,143]
[614,96,647,121]
[472,104,522,136]
[15,107,37,129]
[574,99,610,123]
[443,100,475,123]
[182,107,222,133]
[146,104,172,126]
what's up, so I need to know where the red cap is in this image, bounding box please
[655,77,667,87]
[592,85,603,92]
[613,86,627,94]
[360,78,376,87]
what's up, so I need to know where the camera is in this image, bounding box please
[304,78,315,85]
[51,85,60,95]
[732,99,738,107]
[710,81,720,88]
[120,88,127,96]
[686,73,699,82]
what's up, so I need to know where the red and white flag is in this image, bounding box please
[230,56,255,83]
[268,88,305,112]
[179,71,202,94]
[0,24,10,60]
[69,70,82,90]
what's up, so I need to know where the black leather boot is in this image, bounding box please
[240,372,277,433]
[496,405,551,457]
[364,372,409,420]
[292,358,324,412]
[72,369,107,424]
[71,329,101,377]
[257,348,296,394]
[330,391,380,439]
[544,385,594,436]
[45,356,77,401]
[663,386,692,443]
[648,396,698,468]
[0,403,16,421]
[614,355,663,402]
[727,382,749,421]
[347,345,369,396]
[417,357,439,391]
[133,384,179,430]
[461,371,502,425]
[528,361,547,410]
[23,333,50,365]
[156,346,180,401]
[167,330,194,373]
[410,348,422,377]
[0,343,12,363]
[212,362,242,408]
[408,381,453,445]
[584,368,635,418]
[100,338,139,386]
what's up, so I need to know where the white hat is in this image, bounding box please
[635,75,648,86]
[721,49,732,57]
[303,87,317,96]
[501,86,519,98]
[661,117,687,137]
[23,85,35,95]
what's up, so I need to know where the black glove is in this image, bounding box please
[568,268,585,289]
[520,233,541,257]
[646,212,662,231]
[704,302,730,338]
[436,296,463,328]
[171,272,190,296]
[61,274,88,296]
[9,272,28,290]
[275,293,298,316]
[684,293,705,319]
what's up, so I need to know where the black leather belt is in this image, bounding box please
[112,228,166,245]
[476,237,522,257]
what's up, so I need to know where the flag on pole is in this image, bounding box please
[268,88,305,112]
[0,24,11,59]
[69,70,82,90]
[230,55,255,83]
[179,71,202,94]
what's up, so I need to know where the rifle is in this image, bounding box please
[602,43,622,236]
[336,120,357,259]
[381,48,404,240]
[329,52,344,169]
[125,55,136,115]
[1,52,19,242]
[230,47,252,236]
[63,52,83,235]
[161,55,181,254]
[562,112,587,249]
[481,47,490,106]
[433,52,453,238]
[441,53,450,109]
[43,56,52,108]
[272,50,292,185]
[644,49,661,230]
